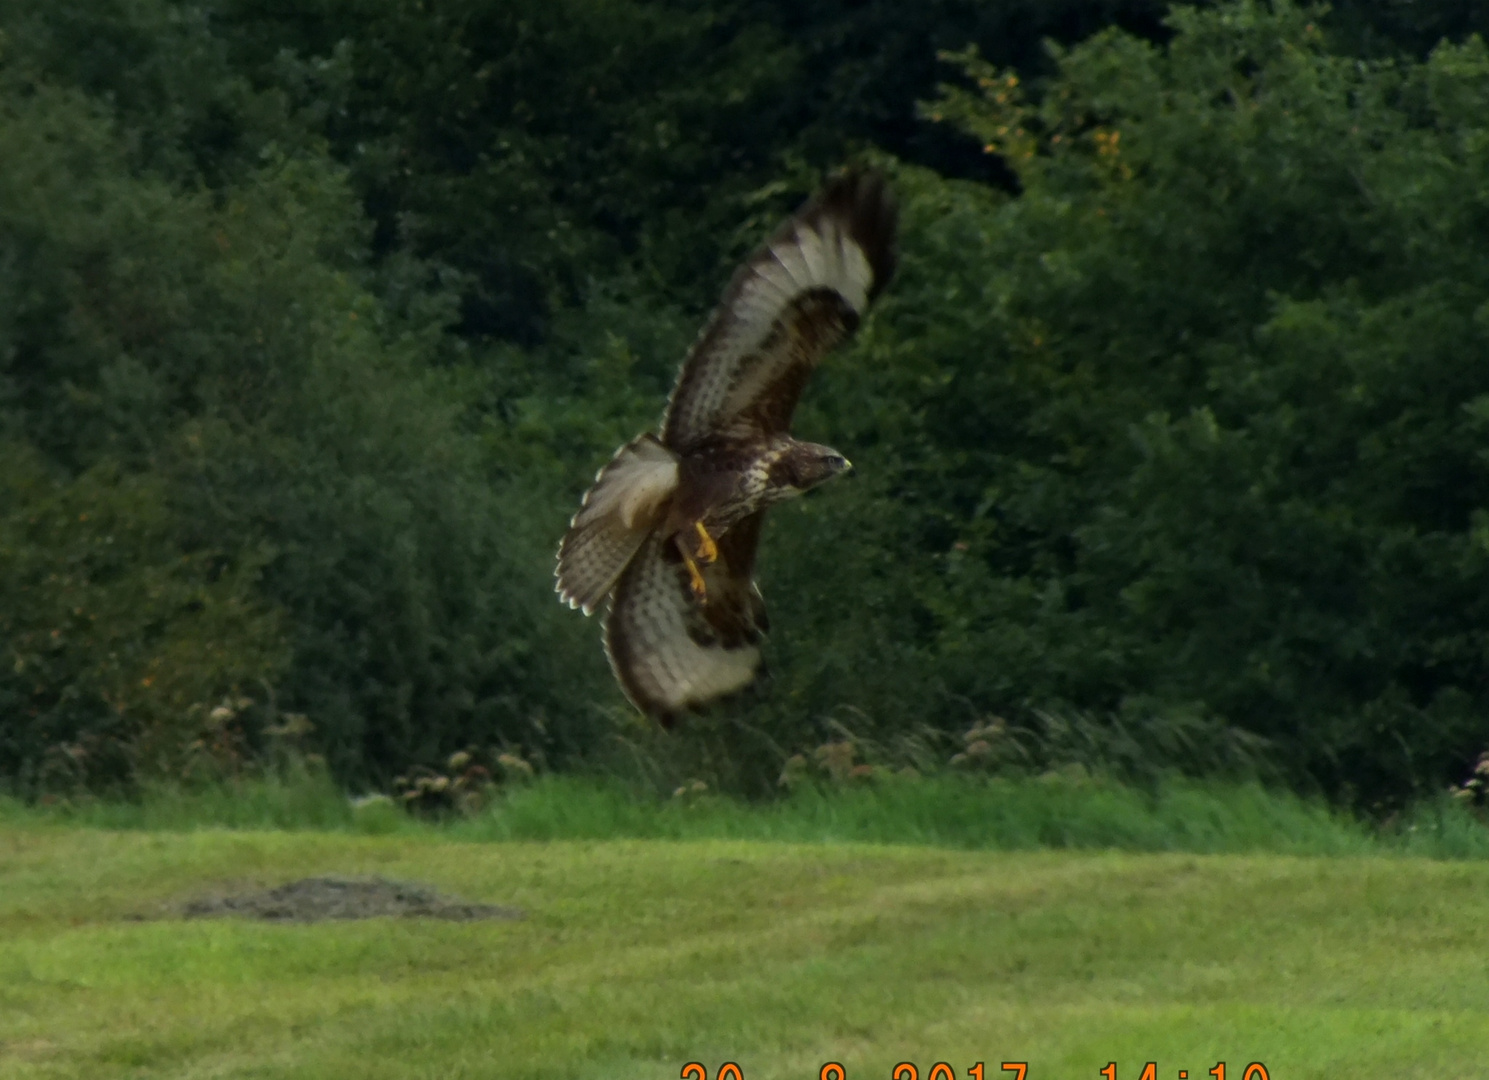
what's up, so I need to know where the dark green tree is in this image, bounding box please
[799,2,1489,803]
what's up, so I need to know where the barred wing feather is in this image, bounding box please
[661,170,897,448]
[555,434,679,615]
[604,533,764,721]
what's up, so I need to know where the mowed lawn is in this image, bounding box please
[2,825,1487,1079]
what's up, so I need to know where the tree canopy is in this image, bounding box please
[3,0,1489,807]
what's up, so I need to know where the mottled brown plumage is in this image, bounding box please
[555,169,898,720]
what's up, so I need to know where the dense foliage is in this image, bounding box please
[857,10,1489,804]
[3,0,1488,806]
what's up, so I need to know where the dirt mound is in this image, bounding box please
[177,876,524,923]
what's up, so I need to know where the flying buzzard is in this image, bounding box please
[555,169,898,721]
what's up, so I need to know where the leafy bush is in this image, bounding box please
[0,49,606,790]
[0,442,285,791]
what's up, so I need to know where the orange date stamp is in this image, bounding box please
[678,1062,1271,1079]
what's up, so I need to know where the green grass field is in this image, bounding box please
[3,778,1489,1079]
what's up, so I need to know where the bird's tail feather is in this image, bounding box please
[555,434,680,614]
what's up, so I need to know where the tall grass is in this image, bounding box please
[5,766,1489,859]
[450,774,1379,855]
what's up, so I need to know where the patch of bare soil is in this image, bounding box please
[176,876,525,923]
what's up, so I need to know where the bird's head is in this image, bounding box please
[772,440,852,496]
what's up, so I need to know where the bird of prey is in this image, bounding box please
[555,169,898,722]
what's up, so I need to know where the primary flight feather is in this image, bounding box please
[556,169,898,722]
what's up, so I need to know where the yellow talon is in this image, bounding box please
[694,521,718,564]
[683,550,708,603]
[676,522,717,604]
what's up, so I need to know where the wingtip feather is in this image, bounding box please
[809,167,899,303]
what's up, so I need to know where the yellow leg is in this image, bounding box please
[693,520,719,564]
[676,522,717,604]
[681,548,708,603]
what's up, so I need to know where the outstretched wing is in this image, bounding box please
[661,169,897,449]
[603,513,769,722]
